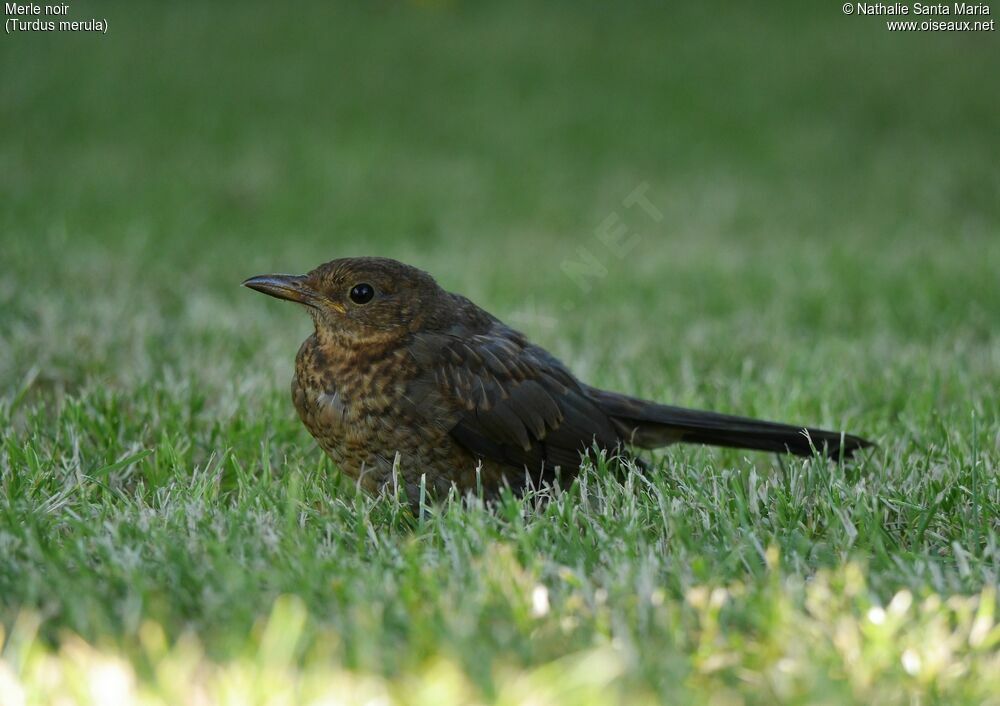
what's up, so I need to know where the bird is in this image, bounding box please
[244,257,872,504]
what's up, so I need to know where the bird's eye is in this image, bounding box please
[349,283,375,304]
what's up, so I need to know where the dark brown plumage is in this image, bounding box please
[244,257,872,503]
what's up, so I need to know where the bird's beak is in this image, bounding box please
[242,274,320,307]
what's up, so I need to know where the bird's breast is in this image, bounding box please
[288,334,511,498]
[291,367,364,439]
[290,334,426,461]
[317,390,347,417]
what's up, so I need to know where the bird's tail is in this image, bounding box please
[586,387,873,459]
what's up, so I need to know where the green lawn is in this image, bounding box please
[1,2,998,703]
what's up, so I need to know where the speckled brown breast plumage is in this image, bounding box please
[290,329,497,499]
[286,290,619,502]
[244,256,872,507]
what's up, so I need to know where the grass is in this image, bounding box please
[1,1,999,703]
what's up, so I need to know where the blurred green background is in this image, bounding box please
[1,2,999,702]
[4,2,997,322]
[3,0,998,401]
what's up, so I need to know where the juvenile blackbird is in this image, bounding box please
[244,257,872,502]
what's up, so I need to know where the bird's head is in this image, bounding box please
[243,257,446,346]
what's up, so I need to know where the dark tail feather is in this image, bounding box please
[586,387,873,459]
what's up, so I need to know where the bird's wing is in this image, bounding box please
[405,323,622,478]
